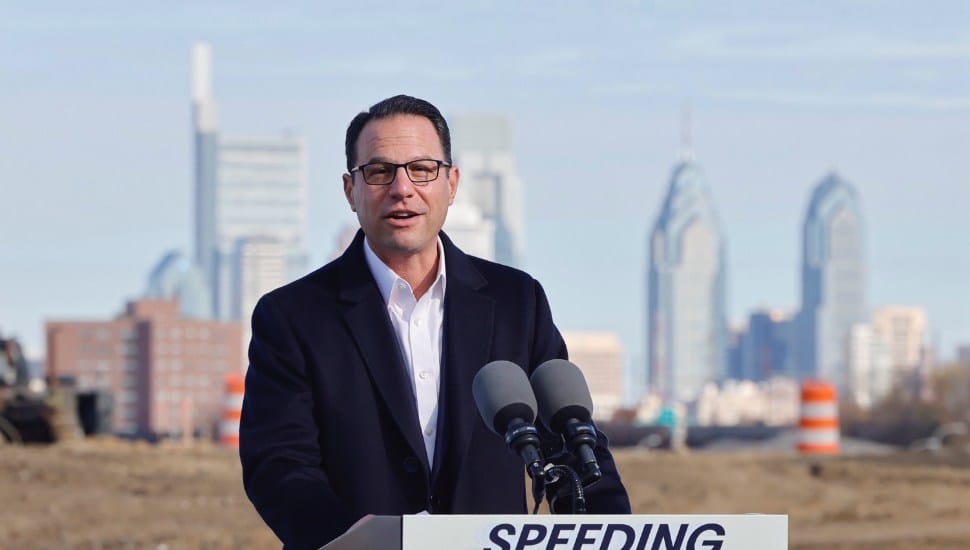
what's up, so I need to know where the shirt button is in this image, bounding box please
[413,318,422,327]
[425,427,435,436]
[398,282,407,289]
[418,371,430,380]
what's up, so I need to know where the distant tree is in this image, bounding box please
[841,361,970,446]
[930,362,970,424]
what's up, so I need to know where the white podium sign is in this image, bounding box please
[402,514,788,550]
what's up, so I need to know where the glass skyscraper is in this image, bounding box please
[192,43,218,310]
[796,173,866,387]
[647,160,727,403]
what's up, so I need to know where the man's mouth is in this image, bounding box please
[385,211,420,220]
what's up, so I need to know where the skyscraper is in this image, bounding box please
[211,134,308,319]
[447,115,525,267]
[646,160,727,403]
[192,43,219,305]
[796,173,866,387]
[191,43,308,321]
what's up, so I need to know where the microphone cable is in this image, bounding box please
[543,463,587,514]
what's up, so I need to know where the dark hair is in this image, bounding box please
[344,94,452,171]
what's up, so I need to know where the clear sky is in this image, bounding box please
[2,1,968,367]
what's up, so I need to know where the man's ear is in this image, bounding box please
[343,173,357,212]
[447,165,460,205]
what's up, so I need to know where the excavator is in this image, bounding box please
[1,334,62,443]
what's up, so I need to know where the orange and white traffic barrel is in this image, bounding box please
[220,373,245,448]
[797,380,839,454]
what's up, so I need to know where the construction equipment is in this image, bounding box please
[1,335,61,443]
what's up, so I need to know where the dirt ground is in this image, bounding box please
[2,438,969,549]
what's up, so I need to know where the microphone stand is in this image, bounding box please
[532,436,604,515]
[541,463,587,514]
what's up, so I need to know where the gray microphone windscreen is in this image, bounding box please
[530,359,594,433]
[472,360,538,435]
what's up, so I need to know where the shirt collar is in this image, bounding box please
[363,236,447,304]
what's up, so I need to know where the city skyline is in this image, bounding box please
[2,2,968,366]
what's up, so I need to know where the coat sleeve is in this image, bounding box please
[239,293,352,549]
[529,280,633,514]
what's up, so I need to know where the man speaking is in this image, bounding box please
[240,95,630,549]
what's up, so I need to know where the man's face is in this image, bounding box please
[343,114,459,263]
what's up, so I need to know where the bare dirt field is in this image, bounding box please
[2,438,969,549]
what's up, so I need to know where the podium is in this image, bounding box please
[324,514,788,549]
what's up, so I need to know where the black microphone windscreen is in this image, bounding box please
[472,360,538,435]
[530,359,594,432]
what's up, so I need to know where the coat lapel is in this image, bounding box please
[337,231,429,473]
[431,233,494,487]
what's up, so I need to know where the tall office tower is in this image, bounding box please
[646,160,728,403]
[796,173,866,388]
[46,299,241,437]
[212,135,308,319]
[145,250,212,319]
[191,43,308,320]
[232,236,289,363]
[562,331,625,421]
[446,115,524,267]
[847,323,893,408]
[738,309,793,382]
[192,43,219,308]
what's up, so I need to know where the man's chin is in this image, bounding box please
[374,236,435,258]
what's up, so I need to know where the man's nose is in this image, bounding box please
[388,166,415,197]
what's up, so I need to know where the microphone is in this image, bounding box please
[530,359,602,485]
[472,360,545,480]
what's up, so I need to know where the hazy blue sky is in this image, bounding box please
[2,1,968,366]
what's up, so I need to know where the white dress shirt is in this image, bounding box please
[363,237,447,466]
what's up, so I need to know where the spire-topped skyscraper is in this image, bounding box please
[192,42,219,306]
[646,155,728,404]
[796,173,866,387]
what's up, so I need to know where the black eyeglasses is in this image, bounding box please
[350,159,451,186]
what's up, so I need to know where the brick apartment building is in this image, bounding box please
[46,299,241,438]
